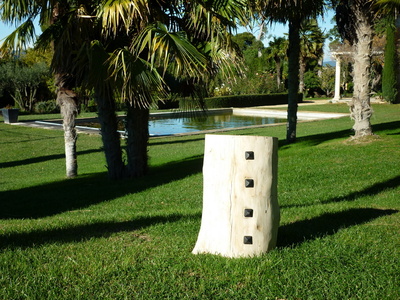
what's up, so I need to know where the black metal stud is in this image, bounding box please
[244,209,253,217]
[245,179,254,188]
[245,151,254,160]
[243,236,253,244]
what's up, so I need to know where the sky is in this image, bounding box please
[0,9,336,61]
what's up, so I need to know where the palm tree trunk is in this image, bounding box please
[57,86,78,178]
[275,57,282,90]
[95,93,126,179]
[286,18,301,143]
[125,105,149,177]
[51,6,79,178]
[350,18,373,137]
[299,56,306,94]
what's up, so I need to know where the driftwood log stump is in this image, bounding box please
[192,134,280,258]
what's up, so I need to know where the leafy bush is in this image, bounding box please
[382,19,398,103]
[34,100,59,114]
[320,65,335,97]
[304,71,322,97]
[0,61,51,112]
[80,98,98,112]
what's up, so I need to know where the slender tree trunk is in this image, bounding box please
[55,75,78,178]
[51,4,79,178]
[95,92,126,179]
[299,55,306,94]
[57,86,78,178]
[286,18,301,143]
[275,57,282,89]
[350,15,373,138]
[318,57,323,78]
[125,105,150,177]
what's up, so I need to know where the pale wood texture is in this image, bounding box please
[192,134,280,258]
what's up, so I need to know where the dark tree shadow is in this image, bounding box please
[277,208,398,248]
[150,136,205,146]
[280,175,400,209]
[0,155,203,219]
[0,213,201,250]
[277,120,400,149]
[0,149,103,169]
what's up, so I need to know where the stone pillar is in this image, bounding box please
[333,54,341,102]
[192,134,280,258]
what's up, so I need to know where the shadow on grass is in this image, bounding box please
[0,213,200,250]
[281,175,400,209]
[278,120,400,148]
[0,128,63,145]
[150,136,205,146]
[277,208,398,248]
[0,155,203,219]
[0,149,103,169]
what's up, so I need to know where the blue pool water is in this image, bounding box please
[149,111,286,136]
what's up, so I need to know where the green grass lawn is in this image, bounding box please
[1,103,399,299]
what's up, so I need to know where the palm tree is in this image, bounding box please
[335,0,377,138]
[267,36,288,90]
[252,0,325,143]
[1,0,246,179]
[102,0,247,177]
[298,19,325,94]
[1,0,80,178]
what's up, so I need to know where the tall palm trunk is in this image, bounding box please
[125,105,150,177]
[286,18,301,143]
[95,92,126,179]
[52,4,79,178]
[275,57,282,89]
[350,14,373,137]
[56,78,78,178]
[299,55,306,94]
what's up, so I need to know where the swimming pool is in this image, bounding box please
[148,109,286,136]
[36,108,347,137]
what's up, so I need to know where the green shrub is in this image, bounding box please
[382,19,398,103]
[179,93,303,109]
[34,100,59,114]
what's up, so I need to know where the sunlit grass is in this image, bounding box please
[0,103,399,299]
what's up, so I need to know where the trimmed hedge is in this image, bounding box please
[178,93,303,109]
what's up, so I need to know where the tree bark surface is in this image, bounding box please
[96,93,126,179]
[286,19,300,143]
[57,87,78,178]
[350,13,373,137]
[126,105,150,177]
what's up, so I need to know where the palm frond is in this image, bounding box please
[132,22,208,78]
[80,40,112,92]
[206,40,244,80]
[186,0,247,38]
[255,0,325,23]
[98,0,149,37]
[109,48,167,108]
[374,0,400,12]
[0,0,38,24]
[375,0,400,6]
[0,19,36,54]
